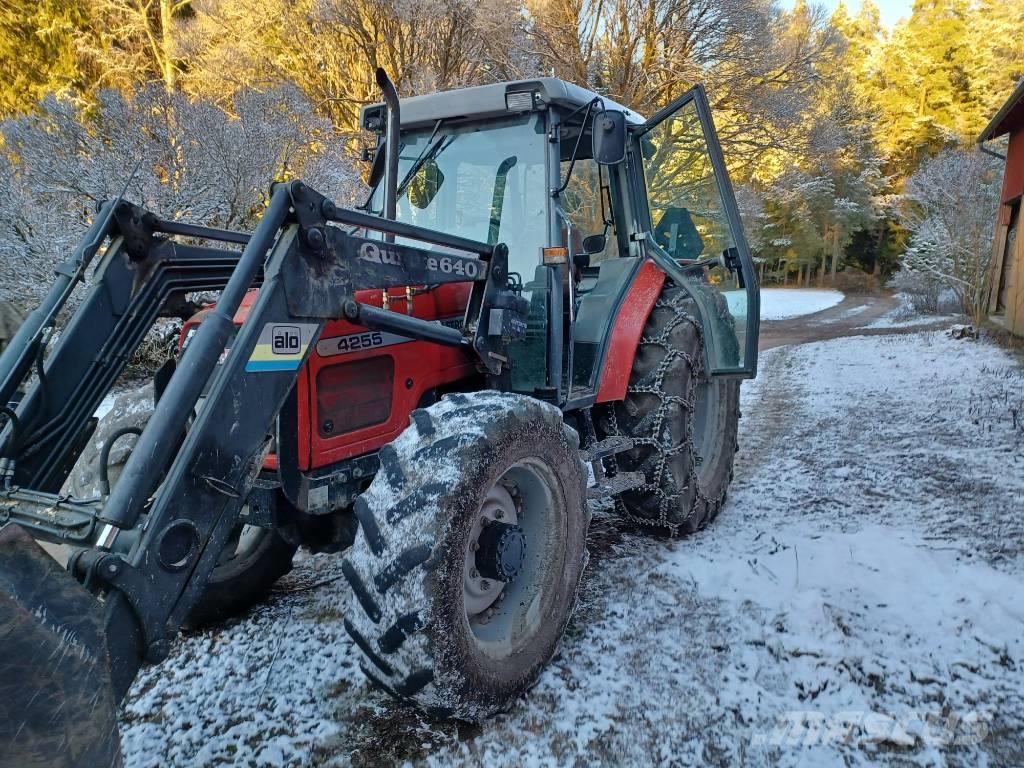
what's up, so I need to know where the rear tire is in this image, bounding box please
[342,392,589,721]
[599,284,740,535]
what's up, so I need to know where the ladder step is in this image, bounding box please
[580,436,634,463]
[587,471,646,499]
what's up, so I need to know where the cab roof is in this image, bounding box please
[362,78,646,132]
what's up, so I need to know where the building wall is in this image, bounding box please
[1002,129,1024,204]
[989,128,1024,335]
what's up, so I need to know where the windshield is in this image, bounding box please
[368,113,551,392]
[368,114,548,270]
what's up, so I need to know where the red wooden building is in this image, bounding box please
[981,79,1024,336]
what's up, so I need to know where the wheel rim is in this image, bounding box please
[689,379,721,487]
[215,519,268,571]
[463,459,561,659]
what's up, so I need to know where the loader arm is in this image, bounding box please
[0,180,519,765]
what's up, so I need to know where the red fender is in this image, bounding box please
[595,260,666,403]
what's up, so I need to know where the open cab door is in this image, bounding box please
[632,84,759,378]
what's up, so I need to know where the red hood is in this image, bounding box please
[232,288,260,324]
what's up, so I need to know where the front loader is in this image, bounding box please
[0,70,758,766]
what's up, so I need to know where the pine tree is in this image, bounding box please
[970,0,1024,123]
[0,1,96,116]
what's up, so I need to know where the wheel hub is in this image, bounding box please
[475,521,526,583]
[464,482,518,616]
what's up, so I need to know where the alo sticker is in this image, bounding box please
[246,323,319,372]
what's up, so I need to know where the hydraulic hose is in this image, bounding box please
[98,426,143,497]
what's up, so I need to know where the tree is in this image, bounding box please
[897,148,1002,324]
[747,1,886,287]
[183,0,530,133]
[969,0,1024,122]
[0,87,360,306]
[78,0,195,92]
[867,0,1024,175]
[0,0,100,115]
[526,0,842,171]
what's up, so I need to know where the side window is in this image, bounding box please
[559,158,618,264]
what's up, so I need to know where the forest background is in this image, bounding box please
[0,0,1022,318]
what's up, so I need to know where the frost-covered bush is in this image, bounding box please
[890,268,942,314]
[125,319,183,381]
[897,148,1001,324]
[833,268,878,294]
[0,87,362,308]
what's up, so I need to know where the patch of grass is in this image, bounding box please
[312,696,463,767]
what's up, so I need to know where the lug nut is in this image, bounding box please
[471,541,480,552]
[470,568,479,579]
[480,579,491,591]
[495,509,505,520]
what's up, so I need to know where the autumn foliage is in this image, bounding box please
[0,0,1021,304]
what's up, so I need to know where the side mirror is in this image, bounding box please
[407,159,445,209]
[367,144,385,187]
[581,233,606,254]
[592,110,627,165]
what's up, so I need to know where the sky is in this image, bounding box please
[780,0,915,28]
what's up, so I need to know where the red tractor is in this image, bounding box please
[0,70,757,766]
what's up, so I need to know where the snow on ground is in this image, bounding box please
[812,302,869,325]
[860,310,960,330]
[858,293,960,330]
[96,393,117,420]
[120,330,1024,767]
[751,288,845,321]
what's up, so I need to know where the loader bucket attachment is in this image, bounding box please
[0,525,122,768]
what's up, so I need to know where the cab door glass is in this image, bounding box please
[560,158,618,264]
[637,90,758,375]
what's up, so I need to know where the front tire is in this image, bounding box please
[342,392,589,720]
[600,284,740,535]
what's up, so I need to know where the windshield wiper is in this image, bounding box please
[361,119,445,214]
[396,121,454,197]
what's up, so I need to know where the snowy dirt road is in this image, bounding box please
[121,329,1024,767]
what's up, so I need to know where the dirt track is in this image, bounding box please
[759,292,952,349]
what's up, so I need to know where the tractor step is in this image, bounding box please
[587,471,646,499]
[580,436,634,463]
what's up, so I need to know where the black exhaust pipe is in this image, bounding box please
[375,68,400,234]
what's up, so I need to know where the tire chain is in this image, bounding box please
[603,290,719,535]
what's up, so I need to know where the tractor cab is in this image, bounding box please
[360,78,759,404]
